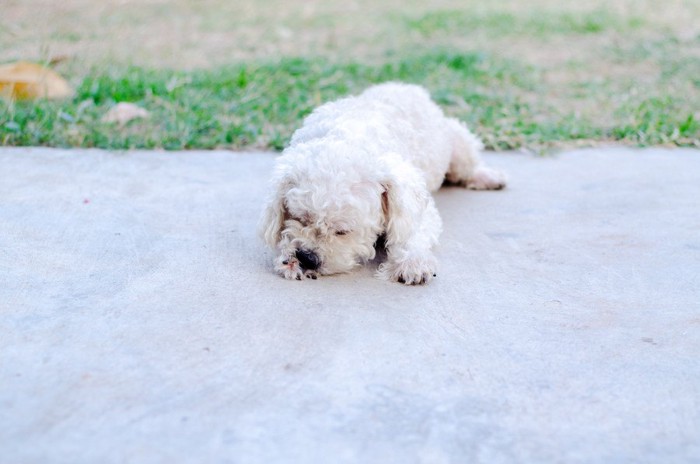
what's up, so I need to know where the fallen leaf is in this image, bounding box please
[0,61,73,100]
[101,102,150,125]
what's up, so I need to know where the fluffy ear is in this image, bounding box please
[380,154,434,248]
[258,172,294,249]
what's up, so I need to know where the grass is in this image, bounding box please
[2,51,697,151]
[1,0,699,151]
[403,9,646,38]
[2,52,534,150]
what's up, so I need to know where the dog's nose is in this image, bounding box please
[295,249,320,270]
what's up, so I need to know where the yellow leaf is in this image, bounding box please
[0,61,73,100]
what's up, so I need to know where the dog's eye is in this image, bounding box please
[335,230,349,236]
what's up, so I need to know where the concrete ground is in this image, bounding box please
[1,147,699,463]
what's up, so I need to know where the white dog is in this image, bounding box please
[259,82,506,284]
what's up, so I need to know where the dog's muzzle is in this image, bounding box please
[295,249,320,271]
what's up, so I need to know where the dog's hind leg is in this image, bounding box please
[444,118,506,190]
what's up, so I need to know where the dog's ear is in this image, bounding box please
[259,171,294,249]
[380,154,432,248]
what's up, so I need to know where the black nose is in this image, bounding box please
[295,249,320,270]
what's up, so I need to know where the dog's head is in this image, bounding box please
[259,144,401,276]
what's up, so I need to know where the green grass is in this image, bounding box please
[1,50,698,151]
[403,9,645,38]
[2,1,699,151]
[612,97,699,145]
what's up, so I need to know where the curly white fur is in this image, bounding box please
[259,82,506,285]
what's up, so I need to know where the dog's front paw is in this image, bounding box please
[274,255,320,281]
[377,253,437,285]
[466,166,507,190]
[274,255,304,280]
[303,269,319,280]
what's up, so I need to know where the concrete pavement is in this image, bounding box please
[1,147,699,463]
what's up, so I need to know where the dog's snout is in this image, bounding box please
[295,249,320,270]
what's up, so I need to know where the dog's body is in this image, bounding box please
[260,83,506,284]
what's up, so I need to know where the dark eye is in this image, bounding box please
[335,230,348,236]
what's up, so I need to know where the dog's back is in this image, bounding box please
[289,82,454,190]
